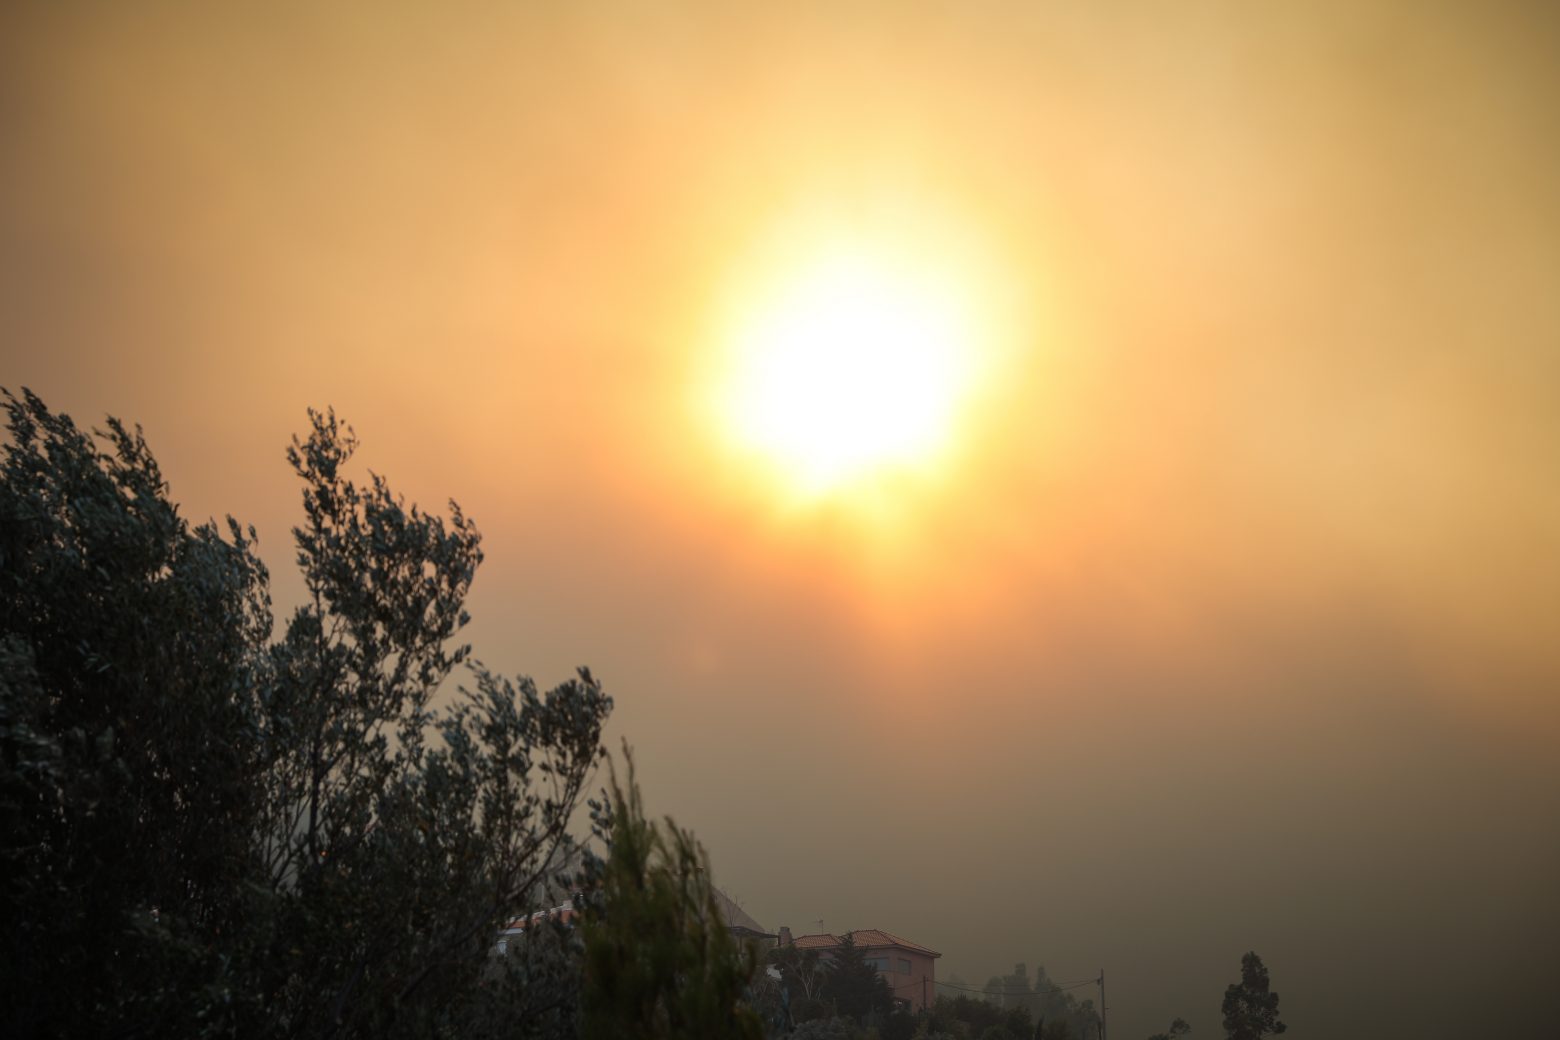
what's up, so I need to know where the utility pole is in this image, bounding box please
[1097,970,1108,1040]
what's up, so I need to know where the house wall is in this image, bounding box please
[862,945,937,1012]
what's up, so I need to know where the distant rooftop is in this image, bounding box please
[790,929,940,958]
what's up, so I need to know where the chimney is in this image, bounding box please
[779,925,793,947]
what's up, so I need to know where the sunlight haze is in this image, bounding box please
[3,2,1558,1037]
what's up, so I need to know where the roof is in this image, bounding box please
[793,932,845,950]
[505,888,774,939]
[502,900,579,933]
[712,887,775,938]
[790,929,940,958]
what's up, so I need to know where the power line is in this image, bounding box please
[931,978,1098,996]
[891,980,1084,996]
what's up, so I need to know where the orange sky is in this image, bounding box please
[4,3,1559,1036]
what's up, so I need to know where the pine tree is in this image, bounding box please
[578,750,763,1040]
[1221,952,1286,1040]
[822,932,893,1022]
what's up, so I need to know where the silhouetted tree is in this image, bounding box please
[767,941,829,1027]
[1147,1018,1191,1040]
[822,932,894,1022]
[578,750,763,1040]
[1040,1019,1075,1040]
[1,388,274,1035]
[771,942,828,1002]
[971,962,1098,1040]
[986,963,1040,1014]
[927,991,1036,1039]
[930,993,1006,1036]
[1,390,613,1039]
[1221,953,1286,1040]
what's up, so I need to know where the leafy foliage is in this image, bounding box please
[821,931,894,1022]
[764,941,828,1026]
[578,750,763,1040]
[948,963,1099,1040]
[0,391,612,1038]
[788,1019,861,1040]
[1,388,274,1035]
[1221,952,1286,1040]
[1147,1018,1191,1040]
[926,993,1011,1037]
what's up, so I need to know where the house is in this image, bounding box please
[785,927,941,1012]
[711,887,778,948]
[495,898,580,953]
[496,885,771,953]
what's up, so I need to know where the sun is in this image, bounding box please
[709,239,985,500]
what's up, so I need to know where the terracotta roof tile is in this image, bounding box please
[792,932,844,949]
[502,901,579,932]
[848,929,940,957]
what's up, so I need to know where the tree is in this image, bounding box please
[249,407,613,1039]
[577,749,763,1040]
[770,942,828,1001]
[986,963,1038,1013]
[929,993,1007,1036]
[1,391,613,1038]
[1147,1018,1191,1040]
[821,931,894,1022]
[767,941,829,1026]
[1221,953,1286,1040]
[1,388,275,1036]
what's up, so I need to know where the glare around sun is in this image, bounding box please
[709,241,984,501]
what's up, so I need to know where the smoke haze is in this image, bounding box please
[4,3,1558,1036]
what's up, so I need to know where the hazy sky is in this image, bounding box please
[4,3,1559,1037]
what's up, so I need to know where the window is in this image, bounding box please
[866,956,890,972]
[898,957,912,973]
